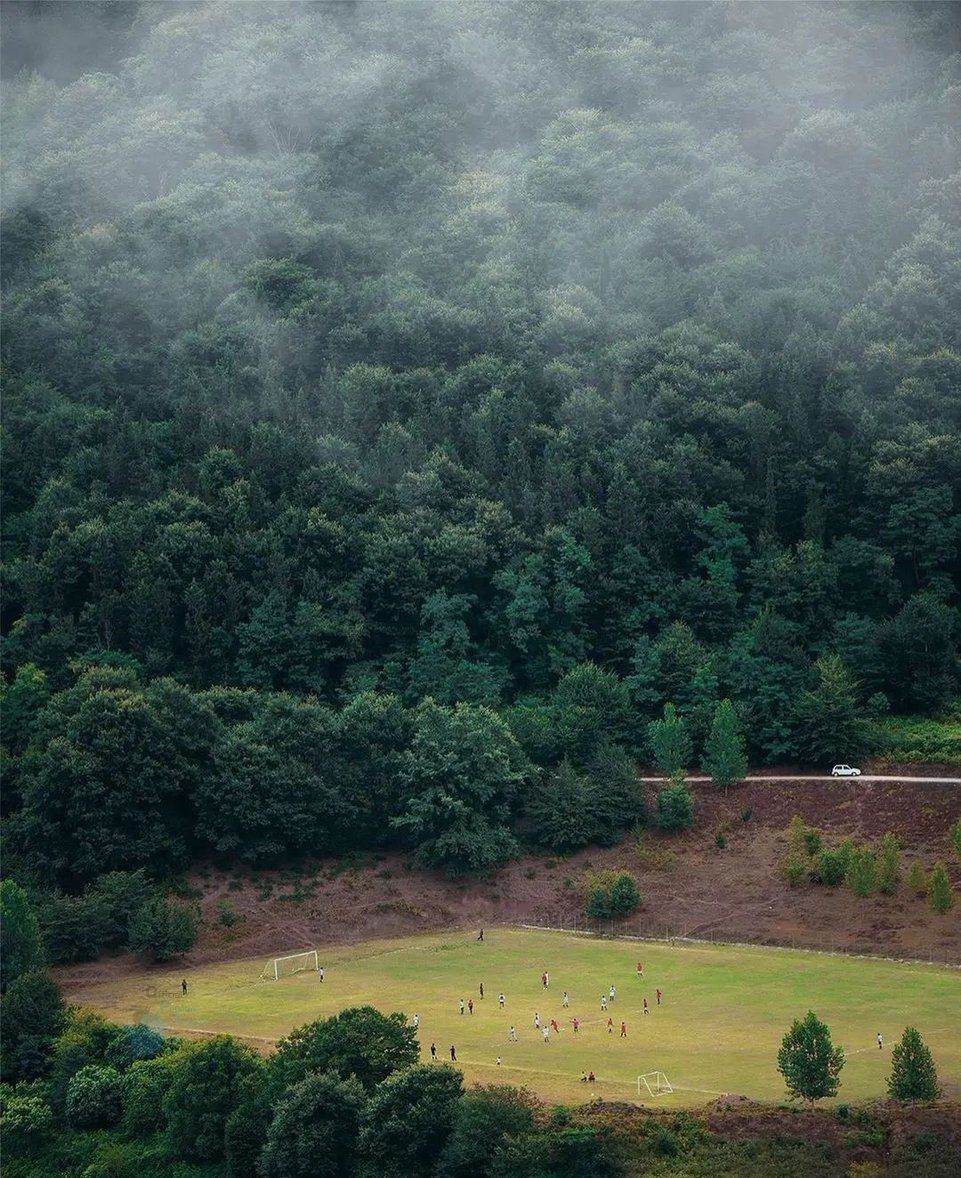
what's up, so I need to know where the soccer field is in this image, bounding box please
[67,929,961,1107]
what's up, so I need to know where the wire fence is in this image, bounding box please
[512,914,961,968]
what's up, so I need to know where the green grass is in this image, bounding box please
[65,929,960,1107]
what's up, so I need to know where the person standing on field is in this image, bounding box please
[542,1025,550,1043]
[181,979,188,996]
[499,992,506,1008]
[643,997,649,1014]
[509,1025,518,1042]
[600,994,608,1012]
[318,966,325,982]
[468,998,474,1015]
[609,984,616,1003]
[562,990,570,1007]
[459,998,465,1015]
[656,988,662,1006]
[550,1018,560,1034]
[534,1013,541,1029]
[877,1032,883,1050]
[571,1017,580,1033]
[430,1042,437,1060]
[450,1045,457,1062]
[620,1021,627,1038]
[479,982,484,999]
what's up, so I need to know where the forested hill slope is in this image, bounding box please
[2,3,960,882]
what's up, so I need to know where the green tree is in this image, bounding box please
[0,970,66,1081]
[436,1085,536,1178]
[657,780,695,832]
[907,860,928,897]
[887,1027,940,1101]
[877,832,901,895]
[0,880,43,992]
[0,662,50,754]
[648,703,692,777]
[127,895,198,961]
[0,1093,54,1155]
[49,1011,123,1113]
[65,1063,125,1128]
[608,872,641,915]
[272,1008,418,1092]
[793,654,868,766]
[164,1036,262,1161]
[261,1072,366,1178]
[777,1011,845,1104]
[525,760,592,853]
[359,1064,463,1178]
[393,701,525,874]
[122,1053,181,1138]
[929,862,955,914]
[701,699,748,790]
[949,818,961,858]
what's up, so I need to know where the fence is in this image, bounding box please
[512,913,961,968]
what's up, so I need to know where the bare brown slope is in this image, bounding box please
[55,777,960,990]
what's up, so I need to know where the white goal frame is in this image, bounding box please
[637,1071,673,1098]
[261,949,319,981]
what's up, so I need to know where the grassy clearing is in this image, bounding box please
[65,928,960,1107]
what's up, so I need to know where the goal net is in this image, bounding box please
[261,949,319,981]
[637,1071,673,1098]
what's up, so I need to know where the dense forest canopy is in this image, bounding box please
[2,1,960,884]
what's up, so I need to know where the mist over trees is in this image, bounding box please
[2,2,961,882]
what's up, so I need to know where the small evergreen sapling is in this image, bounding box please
[928,862,955,914]
[887,1027,940,1101]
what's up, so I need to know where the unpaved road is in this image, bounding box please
[647,774,961,784]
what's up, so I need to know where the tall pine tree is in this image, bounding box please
[702,699,748,790]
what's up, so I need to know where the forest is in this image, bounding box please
[2,1,961,893]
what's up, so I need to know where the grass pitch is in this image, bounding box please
[68,929,960,1107]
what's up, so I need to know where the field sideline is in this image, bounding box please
[65,928,961,1107]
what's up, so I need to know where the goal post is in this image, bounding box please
[260,949,319,981]
[637,1071,673,1098]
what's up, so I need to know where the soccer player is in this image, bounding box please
[534,1013,541,1029]
[643,998,649,1014]
[545,971,550,987]
[636,961,643,978]
[479,982,484,999]
[656,988,662,1006]
[181,979,188,996]
[580,1071,588,1083]
[550,1018,560,1034]
[318,966,325,982]
[607,1017,614,1034]
[477,929,484,941]
[450,1045,457,1062]
[430,1042,437,1060]
[562,990,570,1007]
[609,985,616,1002]
[620,1021,627,1038]
[509,1025,518,1042]
[571,1017,580,1033]
[468,998,474,1015]
[588,1070,596,1083]
[877,1032,883,1050]
[413,1014,420,1029]
[600,994,608,1012]
[459,998,465,1015]
[497,1056,502,1067]
[499,992,506,1008]
[542,1026,550,1043]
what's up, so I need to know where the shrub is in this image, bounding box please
[652,1127,679,1156]
[49,1011,123,1112]
[929,862,955,914]
[846,845,877,897]
[657,781,694,832]
[584,870,640,919]
[105,1023,166,1069]
[877,832,901,895]
[907,861,928,897]
[813,841,854,886]
[715,832,726,850]
[65,1063,125,1128]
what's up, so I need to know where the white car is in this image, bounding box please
[831,764,862,777]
